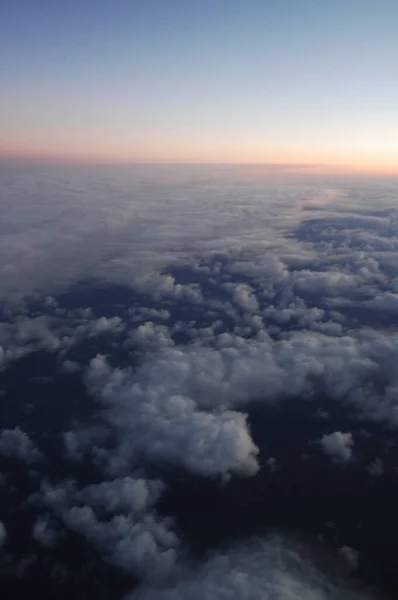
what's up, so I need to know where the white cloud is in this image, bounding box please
[61,359,80,373]
[228,283,260,313]
[40,476,178,578]
[320,432,354,463]
[74,315,124,338]
[0,428,43,464]
[65,315,398,492]
[0,316,62,370]
[131,536,374,600]
[32,516,58,547]
[85,354,259,478]
[125,322,174,351]
[63,505,177,577]
[88,326,398,435]
[76,477,165,514]
[364,292,398,312]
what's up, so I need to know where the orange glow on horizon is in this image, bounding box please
[0,141,397,176]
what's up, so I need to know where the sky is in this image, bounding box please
[1,0,397,171]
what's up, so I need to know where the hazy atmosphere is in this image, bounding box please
[1,2,398,600]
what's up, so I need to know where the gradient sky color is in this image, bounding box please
[1,0,397,170]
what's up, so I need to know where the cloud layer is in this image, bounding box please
[1,165,398,598]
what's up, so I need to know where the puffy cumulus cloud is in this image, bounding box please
[73,315,124,338]
[63,506,178,577]
[131,536,374,600]
[132,274,204,305]
[62,425,107,461]
[0,310,126,372]
[87,327,398,438]
[32,516,58,547]
[85,355,259,478]
[320,432,354,463]
[125,322,174,351]
[76,477,165,514]
[364,292,398,312]
[0,427,43,464]
[0,315,54,346]
[226,283,260,313]
[40,475,178,578]
[61,359,81,373]
[0,315,62,370]
[76,318,398,486]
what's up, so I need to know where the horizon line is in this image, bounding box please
[1,158,397,176]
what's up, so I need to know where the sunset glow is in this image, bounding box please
[1,1,397,173]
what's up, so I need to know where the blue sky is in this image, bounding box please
[1,0,397,168]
